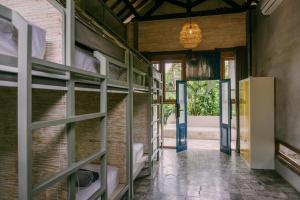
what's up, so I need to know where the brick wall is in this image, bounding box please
[0,88,105,199]
[0,0,64,64]
[0,88,68,200]
[107,93,128,184]
[133,93,149,154]
[75,91,102,162]
[138,13,246,52]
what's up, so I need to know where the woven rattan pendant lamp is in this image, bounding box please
[179,18,202,49]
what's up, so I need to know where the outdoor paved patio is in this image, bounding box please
[163,138,236,150]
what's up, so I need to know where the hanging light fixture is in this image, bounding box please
[179,18,202,49]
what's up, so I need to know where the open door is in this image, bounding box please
[176,81,187,152]
[220,80,231,154]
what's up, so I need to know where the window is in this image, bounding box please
[164,62,182,102]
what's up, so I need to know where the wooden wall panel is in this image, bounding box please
[139,13,246,52]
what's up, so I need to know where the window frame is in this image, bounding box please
[220,51,235,80]
[162,60,185,103]
[150,55,186,104]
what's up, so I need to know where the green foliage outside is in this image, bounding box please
[162,62,220,124]
[187,81,220,116]
[163,104,176,124]
[163,81,220,124]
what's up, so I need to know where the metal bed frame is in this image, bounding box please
[0,1,156,199]
[151,67,164,161]
[0,2,108,200]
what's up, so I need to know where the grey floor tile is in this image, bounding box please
[133,149,300,200]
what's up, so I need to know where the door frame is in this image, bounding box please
[176,80,188,152]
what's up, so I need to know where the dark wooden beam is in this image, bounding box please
[191,0,208,7]
[136,0,149,10]
[117,4,129,16]
[187,0,192,15]
[221,0,241,8]
[243,0,257,9]
[165,0,187,8]
[121,0,141,19]
[144,0,165,17]
[111,1,122,11]
[122,10,133,21]
[140,7,247,21]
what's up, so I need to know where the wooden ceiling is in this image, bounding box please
[102,0,257,23]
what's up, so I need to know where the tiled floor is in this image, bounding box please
[134,149,300,200]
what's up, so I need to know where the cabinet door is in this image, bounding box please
[239,80,251,163]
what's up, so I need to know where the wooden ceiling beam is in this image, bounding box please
[221,0,241,8]
[144,0,165,17]
[165,0,188,8]
[111,0,122,11]
[243,0,257,8]
[122,10,133,21]
[121,0,141,19]
[191,0,208,7]
[187,0,191,15]
[117,4,129,16]
[140,7,246,21]
[136,0,150,10]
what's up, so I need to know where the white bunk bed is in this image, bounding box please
[151,67,163,161]
[130,51,151,182]
[132,143,148,179]
[0,17,101,74]
[0,2,108,200]
[0,18,46,59]
[0,1,152,199]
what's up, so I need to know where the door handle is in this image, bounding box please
[176,104,180,118]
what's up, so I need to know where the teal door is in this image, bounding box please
[220,80,231,154]
[176,80,187,152]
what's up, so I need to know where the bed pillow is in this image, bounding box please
[75,169,99,187]
[0,18,46,59]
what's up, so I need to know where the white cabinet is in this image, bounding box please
[239,77,275,169]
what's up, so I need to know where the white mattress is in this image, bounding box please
[76,165,119,200]
[133,143,144,171]
[74,47,100,73]
[0,18,46,59]
[0,18,100,73]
